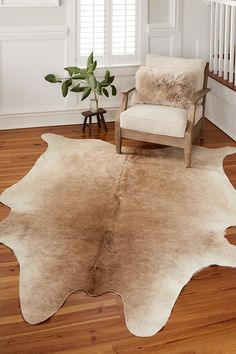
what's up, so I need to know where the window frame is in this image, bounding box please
[76,0,148,69]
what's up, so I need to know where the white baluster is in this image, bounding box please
[209,2,215,71]
[219,4,225,76]
[214,3,220,74]
[229,5,235,83]
[224,4,230,80]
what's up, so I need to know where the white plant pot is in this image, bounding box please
[90,98,98,113]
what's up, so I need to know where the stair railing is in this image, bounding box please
[209,0,236,85]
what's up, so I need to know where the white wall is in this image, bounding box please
[207,78,236,140]
[181,0,236,140]
[1,0,235,140]
[0,0,184,129]
[149,0,170,24]
[0,1,66,26]
[148,0,182,57]
[182,0,209,59]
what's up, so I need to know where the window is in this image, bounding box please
[78,0,146,67]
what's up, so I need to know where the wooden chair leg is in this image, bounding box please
[115,120,122,154]
[89,117,92,136]
[200,118,205,141]
[184,143,193,168]
[184,133,193,168]
[117,137,122,154]
[184,151,192,168]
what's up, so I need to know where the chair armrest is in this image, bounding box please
[188,88,211,105]
[116,87,135,121]
[186,88,211,134]
[121,87,135,95]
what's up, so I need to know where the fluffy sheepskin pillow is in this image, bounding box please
[132,66,198,109]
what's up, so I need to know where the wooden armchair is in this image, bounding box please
[115,54,211,168]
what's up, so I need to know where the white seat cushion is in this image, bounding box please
[120,104,203,138]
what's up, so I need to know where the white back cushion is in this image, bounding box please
[145,54,206,91]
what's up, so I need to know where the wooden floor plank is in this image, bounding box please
[0,120,236,353]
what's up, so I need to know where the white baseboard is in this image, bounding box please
[206,79,236,142]
[0,107,119,130]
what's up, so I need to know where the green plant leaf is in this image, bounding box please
[71,84,88,93]
[81,87,92,101]
[70,84,80,92]
[72,74,87,80]
[103,88,109,97]
[105,70,110,82]
[96,82,102,95]
[108,76,115,85]
[67,79,73,86]
[62,82,69,97]
[111,85,117,96]
[88,74,97,89]
[100,80,110,87]
[62,79,72,97]
[88,61,97,74]
[87,52,94,68]
[45,74,62,83]
[64,67,81,76]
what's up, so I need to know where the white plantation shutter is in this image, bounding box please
[79,0,106,66]
[79,0,141,67]
[112,0,139,64]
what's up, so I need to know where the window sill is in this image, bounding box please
[91,64,140,77]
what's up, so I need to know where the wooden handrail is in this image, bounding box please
[208,70,236,91]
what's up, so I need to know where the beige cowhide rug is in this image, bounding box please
[0,134,236,337]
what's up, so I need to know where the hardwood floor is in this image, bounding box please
[0,120,236,354]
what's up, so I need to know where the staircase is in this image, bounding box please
[208,0,236,91]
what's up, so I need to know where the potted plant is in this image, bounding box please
[45,52,117,113]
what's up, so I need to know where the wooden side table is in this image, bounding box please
[82,108,108,136]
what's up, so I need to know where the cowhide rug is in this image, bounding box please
[0,134,236,337]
